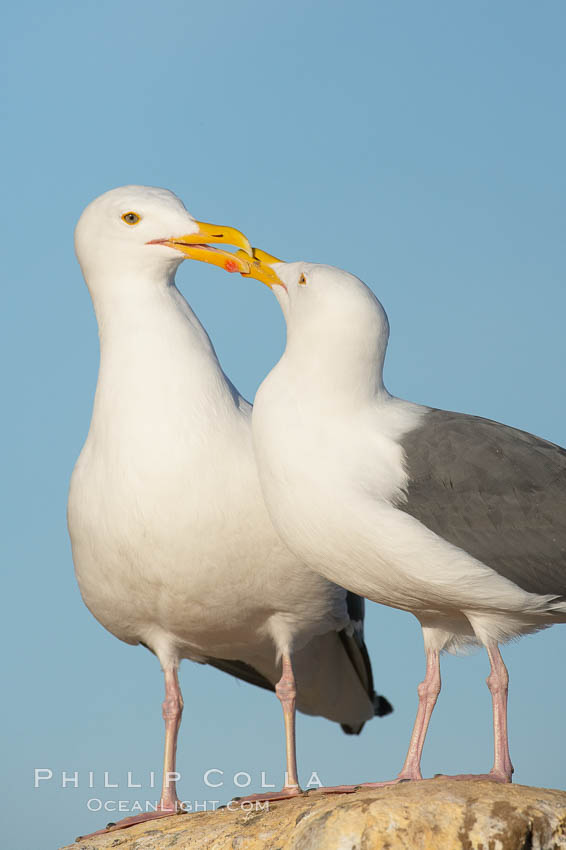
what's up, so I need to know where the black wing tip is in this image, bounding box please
[374,694,394,717]
[340,693,393,735]
[340,721,364,735]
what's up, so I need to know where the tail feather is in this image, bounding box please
[339,592,393,734]
[195,591,392,735]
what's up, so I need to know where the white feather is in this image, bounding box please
[252,261,566,653]
[68,189,376,727]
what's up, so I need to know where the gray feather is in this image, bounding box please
[399,409,566,599]
[203,657,275,693]
[339,591,393,734]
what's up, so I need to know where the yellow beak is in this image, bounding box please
[150,221,254,274]
[234,247,284,288]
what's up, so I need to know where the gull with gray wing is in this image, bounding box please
[224,252,566,788]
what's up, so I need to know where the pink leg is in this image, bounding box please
[159,667,185,808]
[76,667,186,840]
[236,654,303,804]
[396,647,441,780]
[486,644,514,781]
[312,648,441,796]
[434,643,513,783]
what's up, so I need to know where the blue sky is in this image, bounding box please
[3,2,566,847]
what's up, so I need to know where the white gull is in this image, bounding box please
[68,190,391,837]
[232,255,566,788]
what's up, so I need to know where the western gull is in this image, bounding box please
[68,189,392,838]
[224,253,566,788]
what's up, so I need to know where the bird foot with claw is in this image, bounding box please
[433,771,512,784]
[308,777,417,796]
[75,806,186,840]
[233,786,303,804]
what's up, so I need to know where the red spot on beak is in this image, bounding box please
[224,259,239,273]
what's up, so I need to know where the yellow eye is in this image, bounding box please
[298,273,307,286]
[121,211,141,225]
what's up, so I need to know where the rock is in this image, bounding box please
[61,779,566,850]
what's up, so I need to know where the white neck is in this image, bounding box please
[282,323,389,413]
[86,268,244,439]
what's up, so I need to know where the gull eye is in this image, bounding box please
[298,273,307,286]
[121,211,141,225]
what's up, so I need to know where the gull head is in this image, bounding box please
[74,185,252,288]
[231,255,390,396]
[255,259,389,366]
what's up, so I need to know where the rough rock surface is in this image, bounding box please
[61,779,566,850]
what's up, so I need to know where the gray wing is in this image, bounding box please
[138,641,276,692]
[203,657,275,693]
[207,619,394,736]
[398,408,566,599]
[339,592,393,734]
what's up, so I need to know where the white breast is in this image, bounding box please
[253,366,551,643]
[68,283,347,664]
